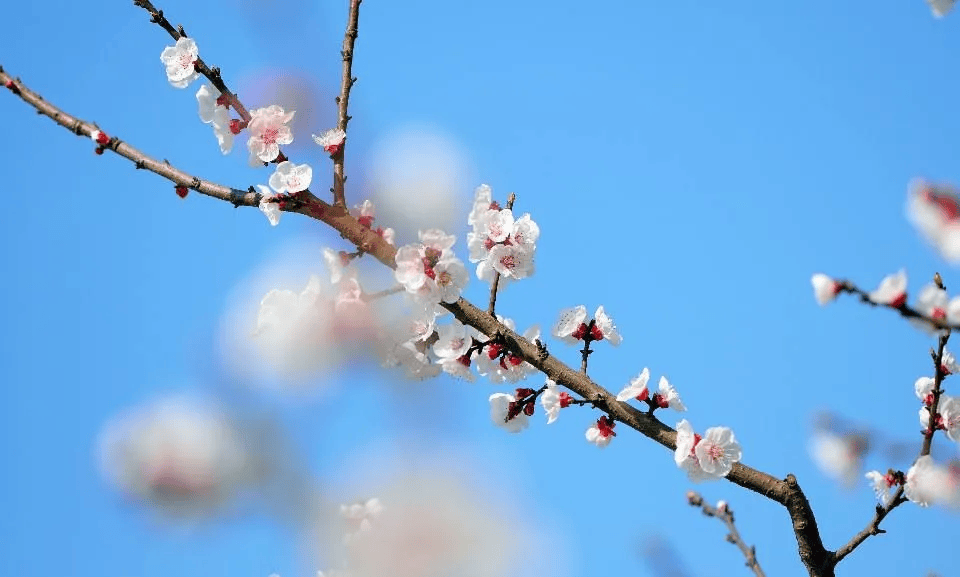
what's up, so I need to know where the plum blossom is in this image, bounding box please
[928,0,956,18]
[616,368,651,402]
[433,322,478,381]
[97,396,252,514]
[911,283,949,334]
[942,349,959,375]
[585,416,616,448]
[865,470,899,507]
[674,420,741,480]
[907,179,960,262]
[257,185,282,227]
[394,229,468,305]
[254,275,336,376]
[269,161,312,194]
[551,305,621,346]
[160,37,199,88]
[247,105,295,165]
[540,379,572,424]
[313,128,346,155]
[938,396,960,442]
[476,319,540,384]
[489,392,530,433]
[322,248,356,285]
[196,84,233,153]
[653,376,686,411]
[466,184,539,287]
[340,497,383,544]
[810,273,840,306]
[915,376,935,405]
[868,269,907,307]
[694,426,742,477]
[552,305,587,345]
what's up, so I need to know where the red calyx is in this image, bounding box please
[325,143,342,155]
[357,215,374,229]
[275,152,288,163]
[4,79,19,94]
[94,147,104,155]
[489,201,501,211]
[175,185,189,199]
[523,402,535,416]
[636,389,650,402]
[558,392,572,408]
[457,354,472,367]
[229,119,243,135]
[486,343,504,360]
[890,293,907,308]
[423,265,436,280]
[95,131,110,145]
[653,393,669,409]
[589,325,605,341]
[515,387,535,400]
[597,416,616,438]
[571,323,589,341]
[215,93,230,108]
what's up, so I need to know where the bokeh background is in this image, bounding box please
[1,1,958,576]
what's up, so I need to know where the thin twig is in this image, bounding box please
[0,70,257,207]
[132,0,251,123]
[332,0,362,208]
[488,192,516,316]
[836,277,960,331]
[687,493,766,577]
[362,285,404,302]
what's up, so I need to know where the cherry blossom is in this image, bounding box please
[322,247,356,284]
[593,306,622,345]
[540,379,572,424]
[476,318,540,384]
[552,305,587,344]
[585,416,616,448]
[466,184,539,287]
[927,0,956,18]
[694,426,742,478]
[865,470,898,507]
[616,368,651,402]
[394,230,468,305]
[196,84,233,154]
[257,185,281,227]
[674,419,713,482]
[160,37,199,88]
[433,322,478,381]
[915,376,935,405]
[269,161,313,194]
[247,105,295,165]
[489,392,530,433]
[653,376,686,411]
[810,273,840,306]
[911,283,949,334]
[941,349,959,375]
[938,395,960,442]
[89,130,110,146]
[867,269,907,307]
[313,127,346,155]
[350,200,394,243]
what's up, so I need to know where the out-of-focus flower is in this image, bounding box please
[809,430,867,487]
[811,273,840,306]
[340,497,383,544]
[907,179,960,262]
[928,0,956,18]
[97,396,251,514]
[868,270,907,307]
[905,455,950,507]
[865,470,898,507]
[160,37,199,88]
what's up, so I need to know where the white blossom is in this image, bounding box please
[694,426,742,478]
[196,84,233,153]
[616,368,651,402]
[540,379,570,424]
[656,376,686,412]
[552,305,587,344]
[865,471,898,507]
[489,393,530,433]
[257,185,281,227]
[313,127,346,154]
[907,179,960,262]
[160,37,199,88]
[868,269,907,307]
[269,161,312,194]
[247,105,295,165]
[585,416,616,448]
[810,273,839,306]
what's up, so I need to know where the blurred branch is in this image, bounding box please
[687,492,765,577]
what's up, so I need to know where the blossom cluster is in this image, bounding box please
[674,419,743,481]
[467,185,539,287]
[394,229,468,306]
[552,305,622,346]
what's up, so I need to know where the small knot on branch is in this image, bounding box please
[134,159,145,170]
[177,24,187,38]
[191,176,201,190]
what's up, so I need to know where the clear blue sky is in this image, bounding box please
[1,1,958,576]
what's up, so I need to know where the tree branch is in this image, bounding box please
[687,492,766,577]
[332,0,362,209]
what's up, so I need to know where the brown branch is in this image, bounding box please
[0,68,258,207]
[132,0,251,123]
[488,191,516,316]
[332,0,362,208]
[1,62,834,577]
[828,318,952,570]
[687,493,766,577]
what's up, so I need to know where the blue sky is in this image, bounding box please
[2,1,959,576]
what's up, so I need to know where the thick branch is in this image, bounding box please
[332,0,362,208]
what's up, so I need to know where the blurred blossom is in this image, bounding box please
[323,474,520,577]
[97,396,253,515]
[906,179,960,264]
[808,430,868,488]
[364,125,471,237]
